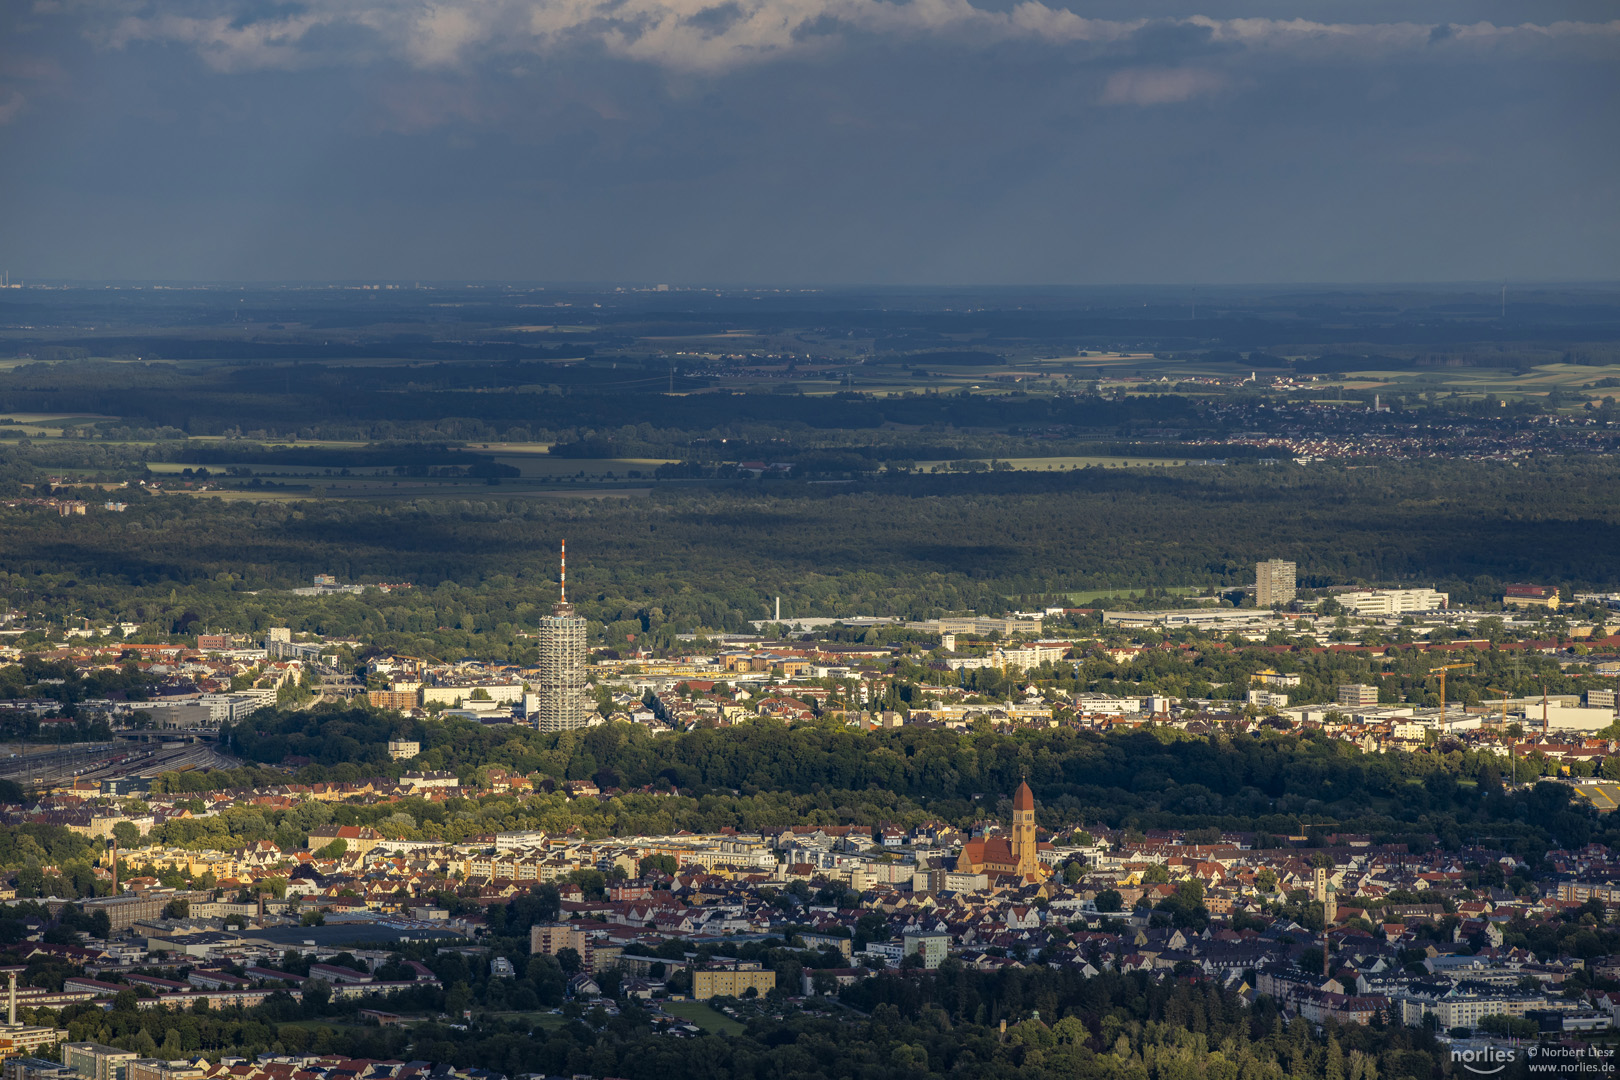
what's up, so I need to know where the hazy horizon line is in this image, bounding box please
[4,279,1620,292]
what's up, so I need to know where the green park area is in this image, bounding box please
[660,999,747,1035]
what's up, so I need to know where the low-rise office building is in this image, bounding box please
[1338,589,1447,616]
[1338,684,1380,707]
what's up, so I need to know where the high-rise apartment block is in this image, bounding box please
[535,540,589,732]
[530,922,594,970]
[1256,559,1296,607]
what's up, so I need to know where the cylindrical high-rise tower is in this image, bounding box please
[535,539,589,732]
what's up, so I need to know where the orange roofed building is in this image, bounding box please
[955,780,1047,882]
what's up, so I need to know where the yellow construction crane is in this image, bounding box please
[1489,687,1516,786]
[1429,663,1474,735]
[1487,687,1512,728]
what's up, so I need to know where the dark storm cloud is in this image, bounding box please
[0,0,1615,282]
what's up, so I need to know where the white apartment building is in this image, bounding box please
[422,684,525,706]
[195,689,277,722]
[1255,669,1302,688]
[1396,990,1565,1030]
[1002,641,1074,667]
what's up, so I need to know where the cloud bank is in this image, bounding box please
[77,0,1620,75]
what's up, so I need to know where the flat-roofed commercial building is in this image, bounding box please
[1503,584,1560,610]
[80,891,206,932]
[125,1062,205,1080]
[1543,705,1616,732]
[4,1060,74,1080]
[1338,588,1447,616]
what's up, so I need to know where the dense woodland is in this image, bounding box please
[0,357,1207,444]
[166,711,1616,867]
[2,288,1620,658]
[2,712,1601,895]
[2,461,1620,661]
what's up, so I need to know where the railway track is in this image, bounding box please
[0,742,244,787]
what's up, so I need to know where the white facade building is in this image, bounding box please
[1338,588,1448,616]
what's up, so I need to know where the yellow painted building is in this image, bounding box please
[0,1026,71,1059]
[693,967,776,1000]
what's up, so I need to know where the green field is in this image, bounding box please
[145,453,671,481]
[489,455,676,478]
[146,461,393,476]
[278,1020,370,1033]
[1061,586,1207,604]
[185,435,372,448]
[0,411,118,435]
[661,1000,746,1035]
[480,1010,569,1029]
[193,482,652,502]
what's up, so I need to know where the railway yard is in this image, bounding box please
[0,741,243,788]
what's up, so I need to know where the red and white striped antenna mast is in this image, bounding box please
[560,538,567,605]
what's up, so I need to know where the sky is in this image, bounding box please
[0,0,1617,284]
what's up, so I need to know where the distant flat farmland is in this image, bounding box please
[916,455,1187,472]
[492,455,676,478]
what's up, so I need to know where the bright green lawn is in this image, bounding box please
[661,1000,746,1035]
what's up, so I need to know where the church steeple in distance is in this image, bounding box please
[951,778,1048,882]
[1013,778,1040,878]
